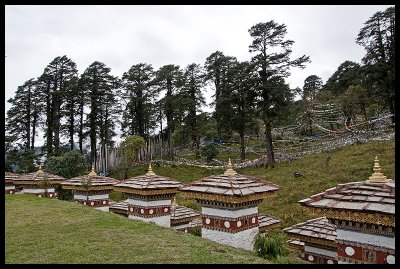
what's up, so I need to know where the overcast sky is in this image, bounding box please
[5,5,391,145]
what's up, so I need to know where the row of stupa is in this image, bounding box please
[5,159,281,250]
[5,157,395,262]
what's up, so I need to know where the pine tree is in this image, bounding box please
[6,79,38,150]
[356,6,395,119]
[121,63,157,139]
[40,55,78,154]
[80,61,120,164]
[154,64,183,160]
[228,61,258,161]
[181,63,206,152]
[248,21,310,168]
[204,51,237,139]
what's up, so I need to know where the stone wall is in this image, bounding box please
[202,227,258,250]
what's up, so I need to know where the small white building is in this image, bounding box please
[5,172,19,194]
[179,159,280,250]
[299,156,395,264]
[12,166,65,198]
[113,163,182,228]
[284,217,337,264]
[61,166,119,211]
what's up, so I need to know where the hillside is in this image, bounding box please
[111,140,395,228]
[5,139,394,263]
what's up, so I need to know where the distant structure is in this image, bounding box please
[109,196,202,233]
[170,197,201,232]
[295,156,395,264]
[179,159,280,250]
[109,200,129,217]
[258,214,281,235]
[284,217,337,264]
[5,172,19,194]
[13,166,65,198]
[61,165,119,211]
[113,163,182,228]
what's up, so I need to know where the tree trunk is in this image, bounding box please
[264,118,275,168]
[53,92,60,152]
[69,105,74,150]
[390,99,395,124]
[239,131,245,162]
[168,127,174,160]
[26,84,31,151]
[31,111,37,150]
[45,81,53,155]
[79,100,84,153]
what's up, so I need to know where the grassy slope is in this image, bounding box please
[6,140,394,264]
[242,140,395,228]
[111,140,394,227]
[6,195,281,264]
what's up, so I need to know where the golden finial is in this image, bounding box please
[172,196,178,206]
[146,162,156,176]
[88,164,97,176]
[224,158,237,175]
[368,156,389,183]
[37,165,44,173]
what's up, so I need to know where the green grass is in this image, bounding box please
[240,140,395,228]
[110,140,394,227]
[6,195,302,264]
[7,140,392,263]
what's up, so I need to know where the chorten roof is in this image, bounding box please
[113,163,182,196]
[179,159,280,203]
[61,165,119,191]
[13,166,65,185]
[5,172,21,184]
[109,200,129,216]
[299,157,394,216]
[283,217,337,248]
[170,197,200,225]
[258,214,281,232]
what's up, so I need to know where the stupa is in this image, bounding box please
[179,159,280,250]
[284,217,337,264]
[298,156,395,264]
[13,166,65,198]
[113,163,182,227]
[5,172,20,194]
[61,165,119,211]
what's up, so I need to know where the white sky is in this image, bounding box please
[4,5,391,146]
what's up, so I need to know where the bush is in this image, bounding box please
[189,226,201,237]
[254,232,285,260]
[44,150,87,179]
[201,144,219,163]
[55,185,73,201]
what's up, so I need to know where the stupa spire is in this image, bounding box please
[37,165,44,173]
[368,156,389,183]
[88,164,97,176]
[146,162,156,176]
[224,158,237,175]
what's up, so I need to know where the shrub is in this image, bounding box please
[254,232,285,260]
[189,226,201,237]
[201,144,219,163]
[55,185,73,201]
[44,150,87,179]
